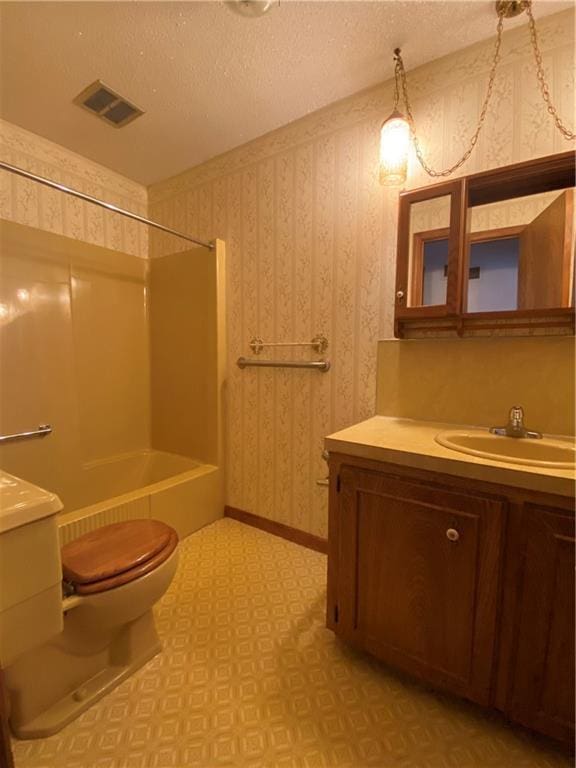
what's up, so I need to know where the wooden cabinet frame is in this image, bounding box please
[396,179,466,320]
[409,227,450,306]
[327,451,575,747]
[394,151,576,337]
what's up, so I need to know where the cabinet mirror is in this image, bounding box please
[408,194,451,308]
[463,187,574,314]
[396,179,464,319]
[395,151,575,336]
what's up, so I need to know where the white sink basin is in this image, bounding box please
[435,430,576,469]
[0,470,62,532]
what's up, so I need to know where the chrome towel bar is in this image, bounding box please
[249,336,328,355]
[237,358,330,372]
[0,424,53,444]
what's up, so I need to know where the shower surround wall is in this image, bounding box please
[148,10,574,539]
[149,246,226,468]
[0,122,226,537]
[0,219,150,511]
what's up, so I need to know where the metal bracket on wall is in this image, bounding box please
[249,335,328,355]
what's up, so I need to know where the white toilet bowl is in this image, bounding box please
[5,519,179,739]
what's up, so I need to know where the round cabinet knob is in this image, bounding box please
[396,290,405,300]
[446,528,460,542]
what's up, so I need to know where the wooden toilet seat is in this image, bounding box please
[61,519,178,595]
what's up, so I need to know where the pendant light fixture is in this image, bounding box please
[379,50,410,186]
[379,0,575,186]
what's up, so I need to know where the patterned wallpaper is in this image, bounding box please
[148,9,574,538]
[409,190,562,236]
[0,119,148,257]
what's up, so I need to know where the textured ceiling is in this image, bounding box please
[0,0,571,185]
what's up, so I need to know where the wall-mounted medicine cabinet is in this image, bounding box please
[394,151,575,337]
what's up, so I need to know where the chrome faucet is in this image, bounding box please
[489,406,542,439]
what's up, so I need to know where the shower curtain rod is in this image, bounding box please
[0,160,214,250]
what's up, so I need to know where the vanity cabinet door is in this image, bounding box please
[395,179,465,321]
[335,466,505,705]
[508,505,575,744]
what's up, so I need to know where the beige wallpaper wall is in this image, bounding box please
[0,118,148,258]
[409,190,563,237]
[148,9,574,538]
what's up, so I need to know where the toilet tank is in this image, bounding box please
[0,471,63,667]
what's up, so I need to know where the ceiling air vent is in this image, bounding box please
[73,80,144,128]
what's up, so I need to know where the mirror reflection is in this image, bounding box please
[465,189,574,312]
[407,195,451,307]
[408,188,574,313]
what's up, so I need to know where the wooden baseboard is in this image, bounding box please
[224,506,327,555]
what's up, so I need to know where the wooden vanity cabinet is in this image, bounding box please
[327,453,575,746]
[330,460,505,705]
[504,504,575,744]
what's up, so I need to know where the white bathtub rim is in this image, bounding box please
[59,463,219,528]
[81,447,200,472]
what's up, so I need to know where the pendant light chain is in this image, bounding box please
[395,11,505,178]
[393,53,401,111]
[525,1,575,140]
[395,0,574,179]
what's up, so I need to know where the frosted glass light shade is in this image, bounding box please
[379,110,410,186]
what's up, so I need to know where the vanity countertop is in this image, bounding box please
[325,416,575,498]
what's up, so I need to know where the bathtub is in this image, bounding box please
[58,449,223,546]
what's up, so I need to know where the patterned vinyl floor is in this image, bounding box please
[12,518,571,768]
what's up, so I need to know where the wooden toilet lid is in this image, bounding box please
[72,530,178,595]
[62,519,177,585]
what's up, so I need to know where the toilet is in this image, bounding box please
[2,502,179,740]
[61,519,178,596]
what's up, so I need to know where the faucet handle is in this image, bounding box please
[491,405,541,439]
[509,405,524,425]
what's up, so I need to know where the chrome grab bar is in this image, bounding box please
[0,424,53,444]
[237,357,330,372]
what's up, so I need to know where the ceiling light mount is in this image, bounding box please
[495,1,529,19]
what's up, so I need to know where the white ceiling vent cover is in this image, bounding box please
[73,80,144,128]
